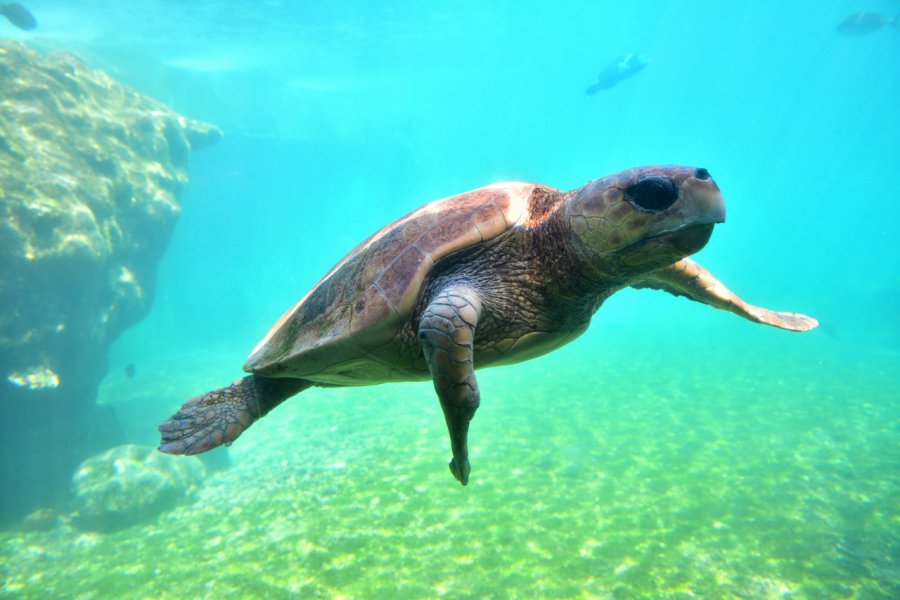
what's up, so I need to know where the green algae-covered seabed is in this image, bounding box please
[2,325,897,599]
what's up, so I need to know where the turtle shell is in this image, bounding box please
[243,182,544,380]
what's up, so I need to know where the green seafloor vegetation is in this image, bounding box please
[2,323,897,599]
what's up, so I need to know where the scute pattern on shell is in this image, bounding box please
[243,182,539,377]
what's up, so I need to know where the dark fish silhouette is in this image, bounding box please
[124,363,136,379]
[585,53,648,95]
[836,12,897,36]
[0,2,36,30]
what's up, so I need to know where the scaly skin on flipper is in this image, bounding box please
[158,376,310,455]
[633,258,818,332]
[418,285,483,485]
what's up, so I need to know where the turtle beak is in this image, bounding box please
[663,222,715,254]
[656,173,723,254]
[640,172,725,242]
[619,170,724,262]
[684,169,726,225]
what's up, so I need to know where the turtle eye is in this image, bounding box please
[624,176,679,212]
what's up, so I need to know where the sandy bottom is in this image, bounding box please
[2,328,897,599]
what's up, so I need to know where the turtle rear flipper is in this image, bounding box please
[158,375,309,455]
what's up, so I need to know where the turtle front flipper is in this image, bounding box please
[633,258,818,332]
[158,375,310,455]
[418,285,483,486]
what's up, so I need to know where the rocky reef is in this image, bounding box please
[0,41,221,523]
[71,445,205,532]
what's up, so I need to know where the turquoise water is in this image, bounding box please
[2,1,899,598]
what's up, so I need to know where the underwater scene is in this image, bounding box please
[1,0,898,598]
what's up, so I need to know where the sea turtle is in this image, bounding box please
[158,165,817,485]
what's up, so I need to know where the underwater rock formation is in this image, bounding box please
[72,444,205,531]
[0,41,221,524]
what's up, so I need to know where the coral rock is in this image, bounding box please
[72,444,206,531]
[0,40,220,522]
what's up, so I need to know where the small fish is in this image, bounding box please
[124,363,136,379]
[585,53,648,95]
[836,11,897,36]
[0,2,36,30]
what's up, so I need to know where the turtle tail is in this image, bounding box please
[158,375,310,455]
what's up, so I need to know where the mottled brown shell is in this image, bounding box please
[243,182,545,378]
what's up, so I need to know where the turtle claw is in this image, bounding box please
[450,457,471,486]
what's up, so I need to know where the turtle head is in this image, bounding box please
[564,165,725,274]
